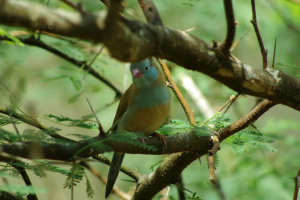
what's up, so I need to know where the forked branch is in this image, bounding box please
[219,0,236,56]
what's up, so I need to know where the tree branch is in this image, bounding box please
[219,0,236,56]
[131,99,277,199]
[0,107,73,142]
[0,35,123,98]
[251,0,268,69]
[0,0,299,111]
[0,99,277,199]
[219,99,277,141]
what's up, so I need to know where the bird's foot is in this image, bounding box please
[151,132,167,147]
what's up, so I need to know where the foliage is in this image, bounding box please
[226,129,276,154]
[85,173,95,198]
[43,114,99,130]
[0,28,24,46]
[0,0,300,199]
[63,163,84,189]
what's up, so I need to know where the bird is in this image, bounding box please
[105,58,171,198]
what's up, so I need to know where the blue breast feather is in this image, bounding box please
[132,84,170,109]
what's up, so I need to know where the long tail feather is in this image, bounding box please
[105,152,125,198]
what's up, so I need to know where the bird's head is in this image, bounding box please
[130,58,163,88]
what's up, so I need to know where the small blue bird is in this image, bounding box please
[105,58,171,198]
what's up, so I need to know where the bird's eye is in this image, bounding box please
[145,66,149,70]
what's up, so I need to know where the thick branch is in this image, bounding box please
[131,99,277,199]
[138,0,163,26]
[1,1,299,111]
[0,99,277,199]
[0,132,212,161]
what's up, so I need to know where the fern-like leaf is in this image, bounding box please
[0,29,24,46]
[64,163,84,189]
[227,129,276,153]
[85,173,94,198]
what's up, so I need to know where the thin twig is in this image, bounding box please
[176,175,186,200]
[293,169,300,200]
[137,0,197,125]
[272,37,277,69]
[88,45,105,66]
[221,93,241,117]
[13,166,38,200]
[71,162,74,200]
[208,136,219,184]
[9,30,101,53]
[230,28,250,52]
[86,98,106,135]
[0,35,123,98]
[93,155,142,181]
[158,59,196,125]
[219,99,277,141]
[251,0,268,69]
[8,116,38,200]
[0,152,35,164]
[219,0,236,56]
[80,161,132,200]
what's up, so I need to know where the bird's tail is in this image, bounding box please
[105,152,125,198]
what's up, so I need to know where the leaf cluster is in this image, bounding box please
[226,130,276,154]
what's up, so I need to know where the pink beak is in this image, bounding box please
[132,69,143,78]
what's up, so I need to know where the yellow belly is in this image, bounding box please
[117,103,170,136]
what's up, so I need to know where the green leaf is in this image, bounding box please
[193,125,210,137]
[227,129,276,153]
[0,172,21,179]
[245,140,277,152]
[0,29,24,46]
[64,164,84,189]
[69,76,82,91]
[68,92,82,104]
[276,63,300,71]
[231,142,245,154]
[156,120,193,135]
[0,185,47,194]
[85,174,94,198]
[0,128,21,142]
[42,75,69,82]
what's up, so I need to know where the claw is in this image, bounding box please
[152,132,167,147]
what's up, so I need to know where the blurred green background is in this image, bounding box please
[0,0,300,199]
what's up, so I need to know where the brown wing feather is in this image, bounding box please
[112,84,135,130]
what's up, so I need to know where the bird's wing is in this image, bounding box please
[111,84,135,130]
